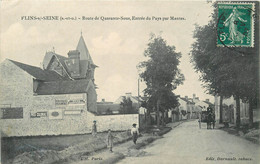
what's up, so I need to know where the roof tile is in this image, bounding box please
[9,59,68,81]
[36,79,90,95]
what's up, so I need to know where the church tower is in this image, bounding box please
[75,34,97,81]
[42,34,97,81]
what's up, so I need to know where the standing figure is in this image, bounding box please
[224,7,247,44]
[212,112,216,129]
[207,111,212,129]
[198,111,202,129]
[107,129,114,152]
[131,123,139,144]
[92,120,97,137]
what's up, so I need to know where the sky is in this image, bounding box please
[0,0,215,102]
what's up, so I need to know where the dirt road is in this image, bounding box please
[117,120,260,164]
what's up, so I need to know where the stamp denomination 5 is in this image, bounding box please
[217,2,255,47]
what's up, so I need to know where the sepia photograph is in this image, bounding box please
[0,0,259,163]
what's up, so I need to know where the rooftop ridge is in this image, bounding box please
[8,59,68,81]
[8,59,42,70]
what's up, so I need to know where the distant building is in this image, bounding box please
[175,94,214,120]
[114,92,140,104]
[114,92,144,109]
[97,99,120,115]
[192,94,214,113]
[96,104,121,115]
[178,96,195,120]
[97,99,113,105]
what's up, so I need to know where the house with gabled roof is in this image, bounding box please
[114,93,140,104]
[191,94,214,119]
[178,96,195,120]
[0,35,98,136]
[114,92,145,109]
[0,34,139,137]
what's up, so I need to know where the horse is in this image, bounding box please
[206,111,215,129]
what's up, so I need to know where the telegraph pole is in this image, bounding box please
[138,78,140,108]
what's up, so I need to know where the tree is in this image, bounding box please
[190,3,259,128]
[120,97,137,114]
[138,34,184,126]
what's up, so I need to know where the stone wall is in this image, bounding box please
[86,112,139,132]
[0,60,34,136]
[0,60,89,137]
[1,92,89,137]
[0,60,33,109]
[0,60,139,137]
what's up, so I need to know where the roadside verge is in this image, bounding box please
[77,121,184,164]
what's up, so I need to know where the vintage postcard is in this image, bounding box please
[0,0,259,164]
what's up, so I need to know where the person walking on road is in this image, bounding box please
[198,111,202,129]
[92,120,97,137]
[212,112,216,129]
[131,123,139,144]
[207,112,212,129]
[107,129,114,152]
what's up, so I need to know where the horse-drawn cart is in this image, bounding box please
[199,108,216,129]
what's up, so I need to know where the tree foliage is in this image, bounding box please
[190,3,259,127]
[146,90,179,112]
[119,97,137,114]
[138,34,184,125]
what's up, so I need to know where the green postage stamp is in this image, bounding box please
[217,2,255,47]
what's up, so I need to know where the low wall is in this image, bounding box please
[1,110,139,137]
[0,110,89,137]
[1,90,137,137]
[0,93,89,137]
[86,112,139,132]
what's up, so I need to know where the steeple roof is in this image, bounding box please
[76,35,96,67]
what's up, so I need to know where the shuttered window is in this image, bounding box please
[1,107,23,119]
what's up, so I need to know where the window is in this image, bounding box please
[1,107,23,119]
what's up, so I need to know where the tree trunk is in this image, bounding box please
[235,96,241,128]
[156,99,161,126]
[172,110,174,122]
[249,98,254,128]
[219,95,223,123]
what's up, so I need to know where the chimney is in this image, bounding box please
[66,50,80,78]
[206,99,209,102]
[185,96,188,100]
[193,94,196,99]
[68,50,80,59]
[102,99,105,102]
[126,92,132,99]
